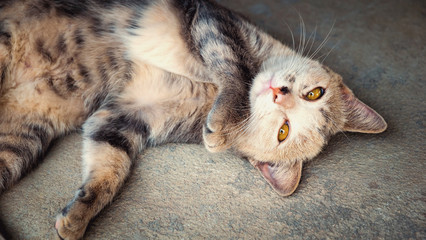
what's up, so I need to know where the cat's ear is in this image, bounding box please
[341,85,387,133]
[250,160,302,196]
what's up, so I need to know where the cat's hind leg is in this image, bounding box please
[0,88,85,192]
[0,117,54,191]
[55,105,150,239]
[55,63,215,239]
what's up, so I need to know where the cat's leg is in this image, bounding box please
[0,117,55,192]
[0,78,89,192]
[182,2,264,152]
[0,87,85,192]
[127,1,262,151]
[55,106,150,240]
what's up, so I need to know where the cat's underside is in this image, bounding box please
[0,0,387,239]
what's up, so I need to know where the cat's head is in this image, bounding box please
[232,54,387,196]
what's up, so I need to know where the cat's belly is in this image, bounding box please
[118,61,217,141]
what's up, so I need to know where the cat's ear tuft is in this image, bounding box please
[251,159,302,196]
[341,85,387,133]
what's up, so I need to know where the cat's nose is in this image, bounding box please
[271,87,295,108]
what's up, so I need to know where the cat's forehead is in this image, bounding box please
[272,57,331,86]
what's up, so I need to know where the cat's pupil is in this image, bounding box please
[309,92,314,97]
[280,129,285,134]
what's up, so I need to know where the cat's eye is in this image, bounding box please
[306,87,325,101]
[278,122,289,142]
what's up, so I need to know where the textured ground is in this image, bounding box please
[1,0,425,239]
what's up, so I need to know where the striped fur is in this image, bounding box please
[0,0,386,238]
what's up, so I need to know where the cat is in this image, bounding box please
[0,0,387,239]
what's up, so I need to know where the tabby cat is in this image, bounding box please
[0,0,387,238]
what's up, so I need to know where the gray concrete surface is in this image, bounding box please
[1,0,425,239]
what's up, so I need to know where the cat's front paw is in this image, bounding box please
[203,88,248,152]
[203,101,238,152]
[202,123,228,152]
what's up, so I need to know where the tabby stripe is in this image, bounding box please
[78,64,91,83]
[320,108,330,123]
[0,22,11,46]
[126,11,141,30]
[26,123,50,148]
[171,0,199,56]
[115,114,150,136]
[0,157,12,189]
[36,38,53,63]
[105,22,116,34]
[26,0,52,17]
[97,60,109,81]
[0,132,37,141]
[91,130,133,156]
[65,74,78,92]
[106,48,119,71]
[90,113,151,156]
[318,125,330,141]
[0,124,50,152]
[253,32,263,51]
[73,29,85,47]
[0,143,34,166]
[88,91,108,114]
[56,33,67,54]
[196,30,217,52]
[123,60,133,81]
[322,66,331,74]
[47,77,65,98]
[0,64,6,87]
[54,0,89,17]
[192,3,259,89]
[210,58,238,69]
[90,16,106,37]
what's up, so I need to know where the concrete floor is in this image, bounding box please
[1,0,425,239]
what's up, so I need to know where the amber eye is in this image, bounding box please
[306,87,325,101]
[278,122,289,142]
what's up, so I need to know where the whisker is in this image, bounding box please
[319,40,340,63]
[297,13,304,56]
[283,20,296,51]
[298,13,307,56]
[309,19,335,60]
[306,24,318,59]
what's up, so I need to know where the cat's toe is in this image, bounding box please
[205,110,227,134]
[204,91,245,152]
[55,214,86,240]
[202,124,229,152]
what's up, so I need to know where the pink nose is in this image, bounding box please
[271,87,295,108]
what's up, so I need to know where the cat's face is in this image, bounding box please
[232,55,387,196]
[241,55,343,163]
